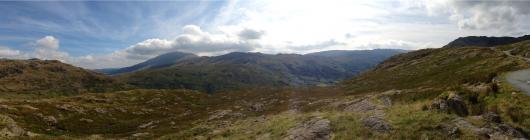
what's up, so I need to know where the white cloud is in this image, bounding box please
[0,46,21,58]
[417,0,530,32]
[0,36,70,62]
[35,36,59,49]
[120,25,260,60]
[29,48,70,62]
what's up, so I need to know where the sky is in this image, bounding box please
[1,0,530,69]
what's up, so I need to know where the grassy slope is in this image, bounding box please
[0,60,125,95]
[343,47,529,93]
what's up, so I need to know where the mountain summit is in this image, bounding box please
[443,35,530,48]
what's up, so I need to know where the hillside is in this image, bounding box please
[116,50,403,93]
[2,37,530,139]
[344,47,529,93]
[1,42,529,139]
[443,35,530,48]
[0,59,125,95]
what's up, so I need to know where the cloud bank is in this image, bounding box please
[419,0,530,32]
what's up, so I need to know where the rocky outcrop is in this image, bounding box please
[285,117,331,140]
[208,110,245,121]
[343,99,381,113]
[0,114,25,138]
[362,117,393,132]
[453,114,528,139]
[429,92,469,116]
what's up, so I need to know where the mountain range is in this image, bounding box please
[0,36,529,139]
[97,49,405,93]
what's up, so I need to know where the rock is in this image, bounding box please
[430,92,468,116]
[0,114,26,138]
[362,116,392,132]
[491,123,528,139]
[482,112,501,123]
[447,127,460,136]
[43,116,57,126]
[436,124,460,137]
[250,103,265,112]
[36,114,58,126]
[446,93,468,116]
[131,132,150,137]
[80,118,94,123]
[208,110,232,121]
[344,99,381,113]
[56,104,86,114]
[377,96,392,107]
[285,117,331,140]
[138,121,158,129]
[452,117,528,139]
[19,105,38,110]
[94,108,108,114]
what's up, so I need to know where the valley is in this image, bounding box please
[1,36,530,139]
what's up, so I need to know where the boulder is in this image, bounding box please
[430,92,468,116]
[482,112,501,123]
[0,114,25,138]
[285,117,331,140]
[343,99,380,113]
[250,103,265,112]
[446,93,468,116]
[362,116,393,132]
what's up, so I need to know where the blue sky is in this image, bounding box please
[1,0,530,68]
[0,1,225,56]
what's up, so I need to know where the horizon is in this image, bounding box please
[1,0,530,69]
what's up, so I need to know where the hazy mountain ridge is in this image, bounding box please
[113,49,404,92]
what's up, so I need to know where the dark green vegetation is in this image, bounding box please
[115,49,404,93]
[0,59,125,95]
[1,36,530,139]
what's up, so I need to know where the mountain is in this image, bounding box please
[0,59,125,95]
[96,51,198,75]
[443,35,530,48]
[307,49,409,72]
[2,38,529,139]
[115,49,404,93]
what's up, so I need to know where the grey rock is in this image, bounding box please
[482,112,501,123]
[344,99,380,113]
[250,103,265,112]
[285,117,331,140]
[362,117,392,132]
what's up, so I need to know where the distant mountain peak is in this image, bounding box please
[443,35,530,48]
